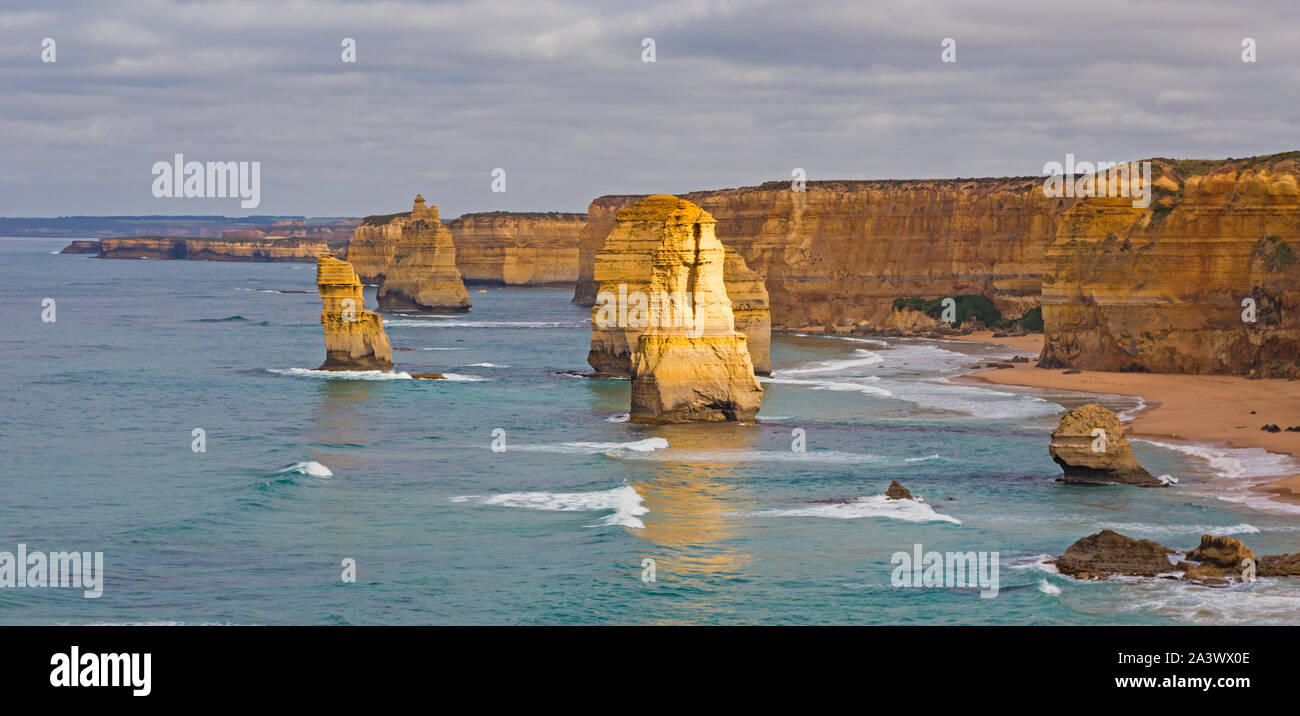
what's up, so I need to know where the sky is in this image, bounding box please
[2,0,1298,218]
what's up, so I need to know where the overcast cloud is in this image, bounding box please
[1,0,1298,217]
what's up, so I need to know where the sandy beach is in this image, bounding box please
[951,332,1300,506]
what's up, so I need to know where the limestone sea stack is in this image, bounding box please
[316,254,393,371]
[377,195,471,312]
[1049,403,1162,486]
[619,196,763,423]
[588,196,771,376]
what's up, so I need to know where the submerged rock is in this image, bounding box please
[1049,403,1163,486]
[884,480,913,500]
[316,254,393,371]
[619,196,763,423]
[377,195,471,312]
[1054,529,1176,579]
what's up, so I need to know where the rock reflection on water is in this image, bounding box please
[308,379,379,469]
[624,423,759,610]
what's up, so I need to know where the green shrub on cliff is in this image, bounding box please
[1016,306,1044,332]
[892,294,1002,327]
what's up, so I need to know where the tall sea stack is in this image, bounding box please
[377,195,471,312]
[317,254,394,371]
[614,196,763,423]
[588,196,771,375]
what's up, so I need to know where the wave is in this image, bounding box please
[1038,579,1061,596]
[763,376,894,397]
[451,484,648,528]
[1099,522,1260,537]
[881,377,1063,420]
[461,362,508,368]
[606,413,630,423]
[440,373,489,382]
[772,349,883,376]
[620,448,943,466]
[746,495,961,524]
[195,315,249,322]
[505,438,669,455]
[276,461,333,477]
[385,319,582,329]
[267,368,412,380]
[1135,439,1300,480]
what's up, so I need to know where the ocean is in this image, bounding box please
[3,236,1299,625]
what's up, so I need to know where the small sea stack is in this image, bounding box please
[884,480,913,500]
[316,254,394,371]
[1049,403,1163,486]
[622,195,763,423]
[377,195,471,312]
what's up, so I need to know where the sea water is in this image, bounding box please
[2,237,1298,624]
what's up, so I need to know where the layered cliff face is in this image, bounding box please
[349,207,586,285]
[585,195,771,375]
[450,212,586,285]
[347,217,405,282]
[575,182,1067,330]
[377,196,471,312]
[622,196,763,423]
[317,255,393,371]
[1040,155,1300,377]
[95,237,332,262]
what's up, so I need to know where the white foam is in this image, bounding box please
[509,437,670,455]
[267,368,412,380]
[385,319,580,329]
[1136,439,1299,480]
[461,362,507,368]
[762,376,894,397]
[773,349,883,376]
[605,413,630,423]
[879,377,1063,420]
[1090,522,1260,537]
[1038,579,1061,596]
[277,461,333,477]
[620,448,893,464]
[747,494,961,524]
[452,484,648,528]
[1006,554,1061,574]
[439,373,489,382]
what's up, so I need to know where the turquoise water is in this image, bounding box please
[3,236,1299,625]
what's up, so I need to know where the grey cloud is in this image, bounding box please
[0,0,1296,217]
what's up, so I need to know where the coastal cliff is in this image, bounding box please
[575,182,1066,331]
[621,196,763,423]
[348,207,586,285]
[450,212,586,285]
[316,254,393,371]
[376,196,471,312]
[1040,154,1300,377]
[81,237,333,262]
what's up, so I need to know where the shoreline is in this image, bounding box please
[947,331,1300,508]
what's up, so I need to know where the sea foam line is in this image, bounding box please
[451,484,648,528]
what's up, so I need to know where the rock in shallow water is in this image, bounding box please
[884,480,913,500]
[1049,402,1163,486]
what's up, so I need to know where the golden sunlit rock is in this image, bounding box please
[316,254,393,371]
